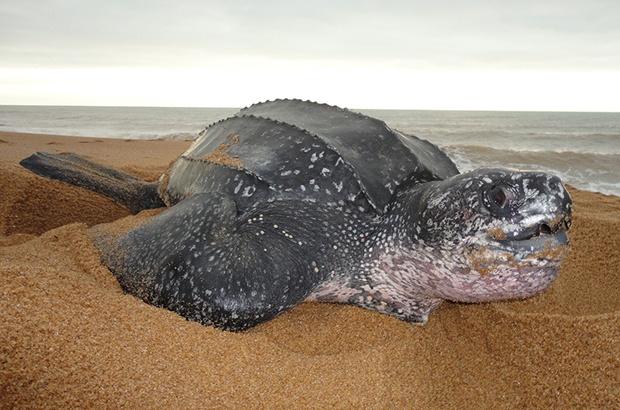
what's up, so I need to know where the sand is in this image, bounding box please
[0,131,618,409]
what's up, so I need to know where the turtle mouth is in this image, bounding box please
[491,214,572,255]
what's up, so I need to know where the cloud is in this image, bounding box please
[1,0,619,109]
[3,0,619,69]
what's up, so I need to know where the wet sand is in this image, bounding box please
[1,131,618,408]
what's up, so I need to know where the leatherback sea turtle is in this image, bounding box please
[20,99,573,331]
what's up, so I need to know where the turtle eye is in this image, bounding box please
[484,184,515,214]
[490,185,508,208]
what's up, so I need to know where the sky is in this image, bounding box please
[1,0,620,111]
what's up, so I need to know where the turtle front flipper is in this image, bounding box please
[20,152,164,213]
[97,193,326,331]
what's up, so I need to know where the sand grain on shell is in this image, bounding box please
[202,134,244,168]
[0,131,618,409]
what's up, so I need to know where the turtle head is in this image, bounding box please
[385,168,572,303]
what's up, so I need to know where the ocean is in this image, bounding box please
[1,105,618,197]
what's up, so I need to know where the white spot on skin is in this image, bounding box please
[233,180,243,194]
[242,186,255,197]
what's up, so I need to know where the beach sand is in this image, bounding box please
[1,131,618,408]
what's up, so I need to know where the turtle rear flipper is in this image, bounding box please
[20,152,164,213]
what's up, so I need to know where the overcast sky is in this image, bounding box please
[2,0,619,110]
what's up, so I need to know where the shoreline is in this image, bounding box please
[4,129,618,198]
[1,131,618,408]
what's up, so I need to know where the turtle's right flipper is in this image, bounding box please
[97,192,326,331]
[20,152,164,213]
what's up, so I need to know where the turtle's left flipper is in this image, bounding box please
[20,152,164,213]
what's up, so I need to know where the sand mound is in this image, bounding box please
[1,132,618,408]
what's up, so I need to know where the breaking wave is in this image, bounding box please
[443,145,620,197]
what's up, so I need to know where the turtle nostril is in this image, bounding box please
[539,223,552,235]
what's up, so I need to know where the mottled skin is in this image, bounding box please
[309,169,572,323]
[20,99,572,331]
